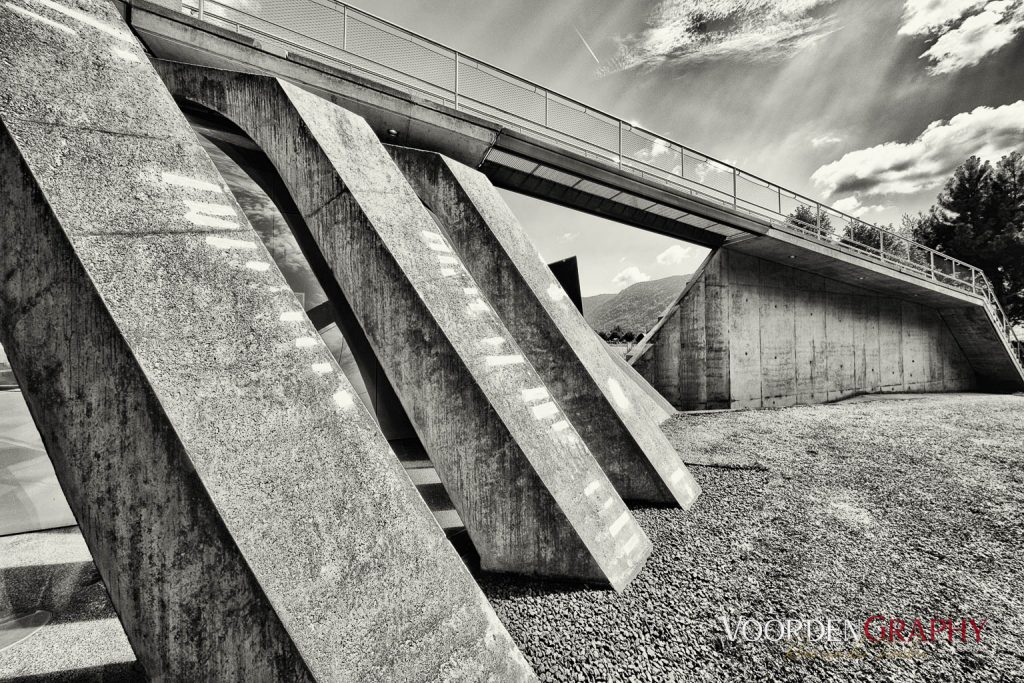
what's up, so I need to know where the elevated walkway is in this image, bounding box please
[120,0,1024,391]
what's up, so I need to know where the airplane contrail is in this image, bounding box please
[573,24,601,65]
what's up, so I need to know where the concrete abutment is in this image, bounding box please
[633,249,979,410]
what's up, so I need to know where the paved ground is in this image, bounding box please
[0,391,75,536]
[1,392,1022,681]
[483,393,1024,682]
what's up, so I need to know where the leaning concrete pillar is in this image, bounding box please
[0,2,533,679]
[388,148,700,508]
[155,62,653,589]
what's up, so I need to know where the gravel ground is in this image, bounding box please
[481,393,1024,682]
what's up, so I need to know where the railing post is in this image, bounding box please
[454,53,459,110]
[777,187,782,214]
[972,267,977,293]
[929,251,935,279]
[617,121,622,169]
[544,91,548,126]
[198,0,205,21]
[342,5,348,51]
[732,169,737,208]
[815,204,822,235]
[879,230,885,260]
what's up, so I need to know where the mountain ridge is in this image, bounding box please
[582,274,689,334]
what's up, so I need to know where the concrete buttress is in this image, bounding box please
[0,1,535,679]
[154,61,654,590]
[387,147,700,508]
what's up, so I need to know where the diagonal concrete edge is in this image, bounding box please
[0,2,533,679]
[388,147,701,509]
[605,342,677,424]
[154,59,653,590]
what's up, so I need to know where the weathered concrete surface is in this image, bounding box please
[633,250,977,409]
[156,61,652,589]
[604,341,677,424]
[0,2,533,679]
[389,148,699,508]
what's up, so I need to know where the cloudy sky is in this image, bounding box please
[360,0,1024,294]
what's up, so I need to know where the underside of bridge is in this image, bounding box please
[119,0,1024,402]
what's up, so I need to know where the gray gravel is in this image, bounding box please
[481,393,1024,682]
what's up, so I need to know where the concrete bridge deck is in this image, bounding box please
[120,0,1024,391]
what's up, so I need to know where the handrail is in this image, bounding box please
[178,0,1021,359]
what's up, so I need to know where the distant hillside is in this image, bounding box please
[583,274,689,334]
[581,293,616,318]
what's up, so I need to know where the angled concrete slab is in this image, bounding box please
[0,2,533,679]
[155,61,652,589]
[606,340,677,424]
[388,147,698,508]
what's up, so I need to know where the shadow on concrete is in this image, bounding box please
[0,561,110,625]
[2,660,145,682]
[478,571,614,600]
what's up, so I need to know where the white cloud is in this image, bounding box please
[900,0,989,35]
[811,133,843,148]
[811,100,1024,197]
[612,266,652,289]
[899,0,1024,74]
[607,0,840,71]
[832,196,887,217]
[922,2,1024,73]
[656,244,695,264]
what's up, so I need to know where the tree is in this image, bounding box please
[989,152,1024,322]
[786,204,833,239]
[913,153,1024,322]
[843,218,875,250]
[622,331,636,343]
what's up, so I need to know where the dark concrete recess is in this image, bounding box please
[546,256,583,314]
[633,250,978,410]
[154,61,653,590]
[388,147,700,509]
[0,2,533,679]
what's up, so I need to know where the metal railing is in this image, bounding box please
[179,0,1022,363]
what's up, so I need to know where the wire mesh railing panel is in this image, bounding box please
[736,174,781,216]
[346,13,456,94]
[242,0,343,48]
[545,95,620,153]
[457,60,545,125]
[621,126,683,177]
[681,152,733,201]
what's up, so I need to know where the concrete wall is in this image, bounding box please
[634,250,977,410]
